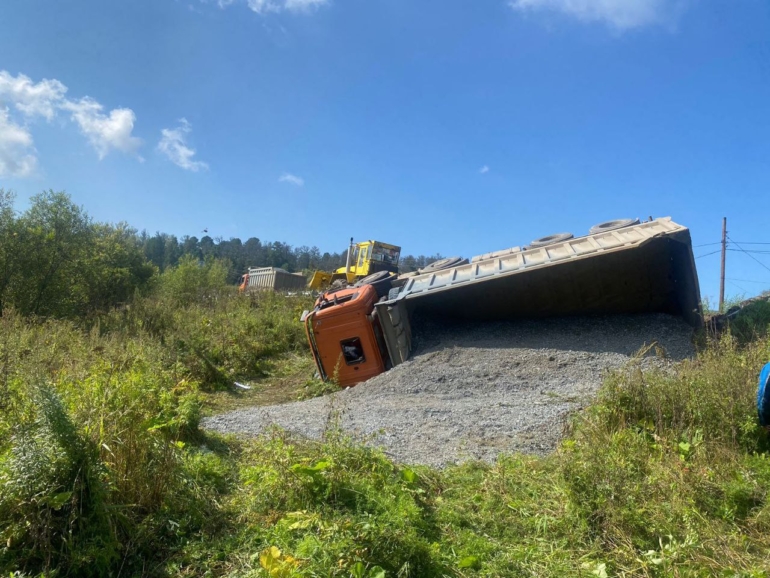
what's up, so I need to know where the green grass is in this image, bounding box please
[2,291,770,577]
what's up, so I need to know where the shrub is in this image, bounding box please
[730,298,770,345]
[160,254,230,307]
[592,334,769,451]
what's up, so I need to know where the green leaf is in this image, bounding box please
[350,562,366,578]
[291,460,331,476]
[400,468,418,484]
[368,566,386,578]
[45,491,73,510]
[458,556,480,569]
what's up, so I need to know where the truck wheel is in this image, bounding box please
[354,271,393,298]
[589,218,640,235]
[418,257,467,274]
[530,233,574,248]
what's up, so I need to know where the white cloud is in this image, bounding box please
[61,97,143,159]
[0,71,144,169]
[279,173,304,186]
[0,71,67,121]
[508,0,689,30]
[157,118,209,172]
[246,0,280,13]
[219,0,329,14]
[0,108,38,178]
[283,0,328,11]
[480,165,490,174]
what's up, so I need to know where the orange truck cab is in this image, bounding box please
[303,285,390,387]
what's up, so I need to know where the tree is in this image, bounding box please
[181,235,202,261]
[83,223,158,312]
[163,234,181,270]
[199,236,215,259]
[144,233,167,271]
[0,189,19,316]
[12,191,93,317]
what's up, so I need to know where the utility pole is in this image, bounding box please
[719,217,727,312]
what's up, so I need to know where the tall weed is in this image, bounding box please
[0,385,117,576]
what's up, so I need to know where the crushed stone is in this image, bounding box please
[202,314,694,467]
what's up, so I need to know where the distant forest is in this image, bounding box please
[141,231,443,282]
[0,189,443,319]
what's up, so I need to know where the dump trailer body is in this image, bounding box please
[376,217,702,367]
[245,267,307,292]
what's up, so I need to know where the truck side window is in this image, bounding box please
[358,246,368,269]
[340,337,365,365]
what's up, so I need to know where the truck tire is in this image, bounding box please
[354,271,393,298]
[530,233,574,248]
[418,257,467,274]
[589,218,640,235]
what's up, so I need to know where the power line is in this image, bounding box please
[727,236,770,275]
[694,244,770,252]
[726,277,770,285]
[728,249,770,255]
[696,249,722,259]
[727,280,749,294]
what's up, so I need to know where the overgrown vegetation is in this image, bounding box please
[730,297,770,346]
[2,189,770,576]
[4,320,770,576]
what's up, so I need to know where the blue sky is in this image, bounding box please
[1,0,769,302]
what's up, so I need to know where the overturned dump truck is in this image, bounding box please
[302,217,703,387]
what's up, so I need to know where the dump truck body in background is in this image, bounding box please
[305,217,703,386]
[240,267,307,292]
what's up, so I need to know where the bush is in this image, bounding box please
[730,298,770,345]
[160,254,230,307]
[593,334,769,451]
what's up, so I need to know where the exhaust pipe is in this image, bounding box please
[345,237,354,275]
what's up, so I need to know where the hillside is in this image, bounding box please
[1,191,770,577]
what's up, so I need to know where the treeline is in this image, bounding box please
[0,190,442,318]
[140,232,346,280]
[140,231,443,281]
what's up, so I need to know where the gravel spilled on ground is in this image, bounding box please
[202,314,694,467]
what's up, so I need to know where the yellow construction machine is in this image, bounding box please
[308,238,401,290]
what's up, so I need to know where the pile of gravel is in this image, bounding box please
[202,314,694,467]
